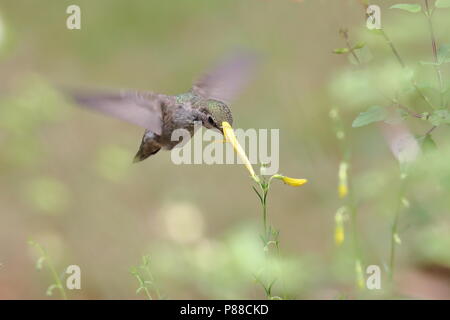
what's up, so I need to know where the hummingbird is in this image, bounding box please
[69,53,256,162]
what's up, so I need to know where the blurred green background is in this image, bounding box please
[0,0,449,299]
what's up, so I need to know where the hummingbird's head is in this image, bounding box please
[202,99,233,134]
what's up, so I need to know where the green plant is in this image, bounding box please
[222,121,308,299]
[130,255,162,300]
[333,0,450,283]
[28,240,67,300]
[329,107,365,289]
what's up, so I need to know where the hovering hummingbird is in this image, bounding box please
[69,53,256,162]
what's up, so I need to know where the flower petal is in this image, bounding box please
[282,177,308,187]
[273,175,308,187]
[222,121,258,181]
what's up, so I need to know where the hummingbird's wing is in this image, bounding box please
[191,52,257,103]
[68,90,171,135]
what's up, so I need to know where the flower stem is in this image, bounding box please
[389,175,407,281]
[380,29,436,110]
[424,0,445,107]
[380,29,405,68]
[142,286,153,300]
[340,29,361,65]
[262,186,268,234]
[30,241,67,300]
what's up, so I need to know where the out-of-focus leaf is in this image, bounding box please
[24,177,70,215]
[390,4,422,13]
[416,226,450,267]
[94,145,131,182]
[414,84,441,105]
[435,0,450,8]
[0,77,69,135]
[437,44,450,64]
[352,41,366,50]
[401,67,415,81]
[418,134,438,155]
[428,109,450,126]
[369,62,414,96]
[333,48,349,54]
[36,256,46,270]
[46,284,58,296]
[352,106,388,128]
[329,68,379,110]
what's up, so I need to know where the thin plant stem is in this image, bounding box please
[141,280,153,300]
[141,283,153,300]
[389,174,407,281]
[425,125,437,135]
[262,187,268,234]
[131,255,163,300]
[330,107,363,290]
[344,169,364,290]
[131,268,153,300]
[30,241,67,300]
[413,80,436,110]
[397,103,424,118]
[380,29,405,68]
[380,29,435,110]
[340,29,361,65]
[254,176,285,299]
[144,265,162,299]
[424,0,445,107]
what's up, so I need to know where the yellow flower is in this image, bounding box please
[338,162,348,198]
[273,175,308,187]
[222,121,258,181]
[338,184,348,198]
[335,226,344,246]
[334,207,346,246]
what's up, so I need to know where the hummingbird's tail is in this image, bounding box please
[133,138,161,163]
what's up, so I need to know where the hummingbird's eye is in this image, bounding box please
[208,116,215,126]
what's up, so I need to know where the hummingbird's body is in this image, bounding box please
[133,93,232,162]
[69,53,255,163]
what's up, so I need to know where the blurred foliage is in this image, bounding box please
[0,0,449,299]
[24,177,70,215]
[94,144,132,182]
[145,226,317,299]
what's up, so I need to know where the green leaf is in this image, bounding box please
[419,134,437,153]
[252,186,263,203]
[428,109,450,126]
[352,41,366,50]
[437,44,450,64]
[36,256,46,270]
[435,0,450,8]
[352,106,389,128]
[333,48,349,54]
[46,284,58,296]
[390,4,422,13]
